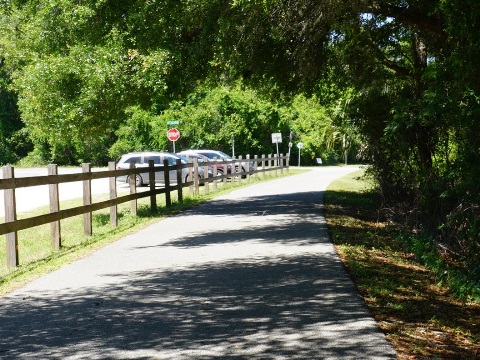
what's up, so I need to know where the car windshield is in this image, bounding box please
[216,151,231,159]
[204,151,231,160]
[178,153,205,162]
[175,155,189,164]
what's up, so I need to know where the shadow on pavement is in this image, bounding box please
[0,184,396,359]
[0,255,392,359]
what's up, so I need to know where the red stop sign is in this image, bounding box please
[167,128,180,141]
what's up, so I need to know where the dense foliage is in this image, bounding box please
[210,0,480,291]
[108,85,353,165]
[0,1,478,294]
[0,56,30,164]
[0,0,351,166]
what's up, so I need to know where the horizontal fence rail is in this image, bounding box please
[1,154,289,268]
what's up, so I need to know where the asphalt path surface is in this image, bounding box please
[0,167,397,359]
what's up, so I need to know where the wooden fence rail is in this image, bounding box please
[1,154,288,268]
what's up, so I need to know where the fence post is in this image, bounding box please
[262,154,266,178]
[213,157,218,190]
[176,159,183,203]
[3,166,19,268]
[203,161,209,194]
[238,155,244,183]
[108,161,118,227]
[245,154,250,181]
[149,160,157,212]
[223,158,228,185]
[274,154,278,177]
[129,162,137,215]
[164,159,171,207]
[253,155,258,179]
[48,164,61,250]
[238,155,243,184]
[280,153,284,175]
[188,159,194,196]
[82,163,92,236]
[193,158,199,196]
[231,156,236,185]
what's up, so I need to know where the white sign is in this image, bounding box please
[271,133,282,143]
[297,142,304,149]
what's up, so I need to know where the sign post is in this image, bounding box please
[287,131,293,162]
[167,128,180,152]
[297,142,304,166]
[271,133,282,165]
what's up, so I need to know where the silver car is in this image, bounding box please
[181,149,254,177]
[116,151,210,186]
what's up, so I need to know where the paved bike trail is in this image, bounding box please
[0,167,397,359]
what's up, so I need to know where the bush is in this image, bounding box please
[17,148,49,167]
[401,232,480,301]
[0,143,18,165]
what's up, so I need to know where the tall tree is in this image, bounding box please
[1,0,250,164]
[0,53,29,164]
[200,0,480,263]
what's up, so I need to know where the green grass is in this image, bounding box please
[325,169,480,359]
[0,170,304,295]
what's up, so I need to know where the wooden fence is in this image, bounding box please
[1,154,289,268]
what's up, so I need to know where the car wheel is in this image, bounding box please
[233,165,242,178]
[185,174,201,184]
[241,167,248,178]
[127,174,143,187]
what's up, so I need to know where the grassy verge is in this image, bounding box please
[325,169,480,359]
[0,170,302,296]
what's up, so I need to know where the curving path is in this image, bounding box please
[0,166,397,359]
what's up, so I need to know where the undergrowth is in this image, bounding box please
[325,168,480,359]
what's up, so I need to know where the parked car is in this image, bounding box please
[181,149,254,176]
[177,150,231,176]
[116,151,211,186]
